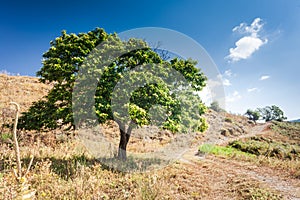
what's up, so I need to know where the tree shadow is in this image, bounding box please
[20,154,169,181]
[21,154,100,180]
[97,155,170,173]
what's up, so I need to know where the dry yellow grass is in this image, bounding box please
[0,140,284,199]
[0,74,298,199]
[0,74,51,112]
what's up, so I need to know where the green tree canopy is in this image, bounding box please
[258,105,287,122]
[18,28,208,160]
[245,109,260,123]
[19,28,109,130]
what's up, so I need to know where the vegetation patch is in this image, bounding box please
[271,121,300,142]
[198,143,255,158]
[0,132,12,142]
[229,137,300,160]
[247,188,282,200]
[224,117,233,123]
[227,176,283,200]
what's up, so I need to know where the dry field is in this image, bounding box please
[0,74,299,199]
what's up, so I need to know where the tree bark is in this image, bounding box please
[117,121,134,161]
[10,102,22,178]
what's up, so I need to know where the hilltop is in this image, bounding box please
[0,74,299,199]
[0,74,51,113]
[290,119,300,123]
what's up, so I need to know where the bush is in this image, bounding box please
[209,101,225,113]
[229,138,300,160]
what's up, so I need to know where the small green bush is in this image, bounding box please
[225,118,233,123]
[198,144,255,158]
[0,132,12,141]
[229,138,300,160]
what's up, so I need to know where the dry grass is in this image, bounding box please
[0,139,283,199]
[0,74,51,113]
[0,74,51,137]
[0,74,298,199]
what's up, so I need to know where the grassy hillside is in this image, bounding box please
[0,74,299,199]
[0,74,51,112]
[0,74,51,131]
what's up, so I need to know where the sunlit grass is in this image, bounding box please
[198,143,256,158]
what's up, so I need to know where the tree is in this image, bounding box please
[209,101,225,113]
[258,105,287,122]
[18,28,108,130]
[18,28,208,160]
[245,109,260,123]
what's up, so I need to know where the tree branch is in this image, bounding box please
[10,102,22,178]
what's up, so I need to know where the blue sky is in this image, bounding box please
[1,0,299,119]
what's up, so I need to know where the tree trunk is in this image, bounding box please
[117,121,134,161]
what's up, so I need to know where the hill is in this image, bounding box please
[0,74,51,113]
[0,74,299,199]
[290,119,300,123]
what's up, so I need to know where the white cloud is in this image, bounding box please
[217,70,233,87]
[232,18,263,37]
[227,36,267,62]
[247,87,258,92]
[197,75,227,106]
[0,69,20,76]
[226,91,242,102]
[222,78,231,86]
[260,75,270,80]
[226,18,268,62]
[207,78,223,88]
[224,70,233,77]
[197,86,213,106]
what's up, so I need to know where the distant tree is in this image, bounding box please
[209,101,225,113]
[258,105,287,122]
[18,28,208,160]
[245,109,260,123]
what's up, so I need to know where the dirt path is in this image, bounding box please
[206,122,269,145]
[180,123,300,200]
[219,123,269,146]
[203,156,300,199]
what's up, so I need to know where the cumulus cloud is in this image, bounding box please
[224,70,233,77]
[222,78,231,86]
[0,69,20,76]
[247,87,258,92]
[217,70,233,86]
[197,75,226,106]
[232,18,263,37]
[260,75,270,80]
[226,91,242,102]
[226,18,268,62]
[197,86,213,105]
